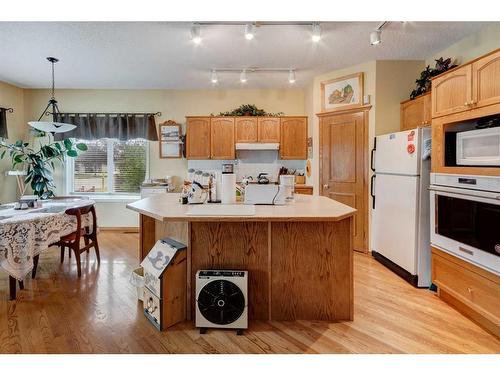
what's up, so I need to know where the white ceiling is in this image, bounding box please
[0,22,490,89]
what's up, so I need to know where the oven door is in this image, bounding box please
[430,186,500,275]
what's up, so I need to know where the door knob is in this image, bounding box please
[323,184,329,189]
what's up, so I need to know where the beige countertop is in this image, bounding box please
[126,193,356,222]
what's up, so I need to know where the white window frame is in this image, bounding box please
[65,138,150,201]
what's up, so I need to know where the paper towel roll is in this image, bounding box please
[221,173,236,204]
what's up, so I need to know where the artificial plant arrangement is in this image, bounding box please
[214,104,284,117]
[0,132,87,199]
[409,57,458,99]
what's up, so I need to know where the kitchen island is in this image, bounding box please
[127,194,356,322]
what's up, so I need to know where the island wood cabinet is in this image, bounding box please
[235,117,280,143]
[400,92,431,130]
[186,117,235,159]
[432,49,500,118]
[280,116,308,160]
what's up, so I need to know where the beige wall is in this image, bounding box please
[0,81,26,203]
[425,23,500,66]
[375,60,425,136]
[21,88,305,226]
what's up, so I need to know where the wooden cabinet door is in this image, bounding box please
[400,96,425,130]
[280,117,307,160]
[432,65,472,118]
[186,117,211,159]
[320,111,367,252]
[423,92,432,125]
[235,117,258,143]
[258,117,280,143]
[210,117,235,159]
[472,49,500,109]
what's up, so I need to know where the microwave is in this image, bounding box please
[456,126,500,166]
[429,173,500,275]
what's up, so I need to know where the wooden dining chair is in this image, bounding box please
[32,204,100,278]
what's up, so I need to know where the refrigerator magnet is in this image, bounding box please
[407,144,415,154]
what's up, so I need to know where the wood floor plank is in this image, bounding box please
[1,231,498,354]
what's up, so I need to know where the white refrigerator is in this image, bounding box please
[371,127,431,287]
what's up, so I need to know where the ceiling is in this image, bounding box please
[0,22,490,89]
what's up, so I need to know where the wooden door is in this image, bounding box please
[472,49,500,109]
[186,117,211,159]
[400,96,425,130]
[235,117,258,143]
[258,117,280,143]
[280,117,308,159]
[320,110,367,252]
[210,117,235,159]
[432,65,472,118]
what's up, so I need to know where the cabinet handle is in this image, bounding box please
[323,184,329,189]
[464,102,469,106]
[467,287,473,294]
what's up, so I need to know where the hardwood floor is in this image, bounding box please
[0,231,498,354]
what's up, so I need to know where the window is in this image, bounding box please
[67,139,149,195]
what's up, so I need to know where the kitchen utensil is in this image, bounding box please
[257,173,270,184]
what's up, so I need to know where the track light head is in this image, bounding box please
[244,24,255,40]
[210,70,218,84]
[191,24,202,44]
[370,30,382,45]
[240,69,248,83]
[312,23,321,42]
[288,69,296,84]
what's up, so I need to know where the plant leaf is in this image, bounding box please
[76,143,88,151]
[66,149,78,157]
[63,138,73,150]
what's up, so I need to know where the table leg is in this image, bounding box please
[9,276,16,300]
[18,280,24,290]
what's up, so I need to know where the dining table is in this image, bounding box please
[0,197,94,300]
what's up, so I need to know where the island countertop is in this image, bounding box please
[126,193,356,222]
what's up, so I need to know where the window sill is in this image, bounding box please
[70,194,141,203]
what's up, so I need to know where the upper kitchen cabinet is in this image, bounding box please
[432,49,500,118]
[432,64,472,118]
[280,117,308,160]
[235,117,258,143]
[210,117,235,159]
[400,92,431,130]
[186,117,211,159]
[257,117,280,143]
[472,49,500,108]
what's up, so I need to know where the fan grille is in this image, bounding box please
[197,279,245,325]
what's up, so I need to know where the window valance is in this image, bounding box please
[54,113,159,141]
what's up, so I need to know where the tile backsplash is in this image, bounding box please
[187,150,306,183]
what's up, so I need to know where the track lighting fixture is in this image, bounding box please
[370,30,381,45]
[240,69,248,83]
[311,23,321,42]
[190,24,202,44]
[244,24,255,40]
[370,22,388,46]
[210,70,218,84]
[288,69,296,84]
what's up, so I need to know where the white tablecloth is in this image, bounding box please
[0,199,94,280]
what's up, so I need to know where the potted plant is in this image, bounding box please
[410,57,458,99]
[0,135,87,199]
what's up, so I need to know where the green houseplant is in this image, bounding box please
[214,104,284,117]
[409,57,458,99]
[0,135,87,199]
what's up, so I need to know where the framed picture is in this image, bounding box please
[158,120,182,158]
[320,72,364,112]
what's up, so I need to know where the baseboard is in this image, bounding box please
[371,250,419,287]
[99,227,139,233]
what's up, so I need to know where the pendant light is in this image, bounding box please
[311,23,321,42]
[191,24,202,44]
[28,57,76,134]
[240,69,248,83]
[288,69,296,84]
[244,24,255,40]
[210,69,218,84]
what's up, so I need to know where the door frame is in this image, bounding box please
[317,104,371,252]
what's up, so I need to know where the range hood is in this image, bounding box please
[235,143,280,150]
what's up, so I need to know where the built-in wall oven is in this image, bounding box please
[430,173,500,276]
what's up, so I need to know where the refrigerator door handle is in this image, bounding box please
[370,175,376,209]
[370,138,376,172]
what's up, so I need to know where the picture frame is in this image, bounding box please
[320,72,364,112]
[158,120,182,158]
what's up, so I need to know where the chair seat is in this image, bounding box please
[58,228,87,244]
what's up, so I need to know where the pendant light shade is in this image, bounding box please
[210,69,218,84]
[240,69,248,83]
[288,69,296,84]
[244,24,255,40]
[28,57,76,134]
[370,30,382,45]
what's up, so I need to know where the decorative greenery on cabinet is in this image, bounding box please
[214,104,284,117]
[410,57,457,99]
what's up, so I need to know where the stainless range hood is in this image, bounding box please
[235,143,280,150]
